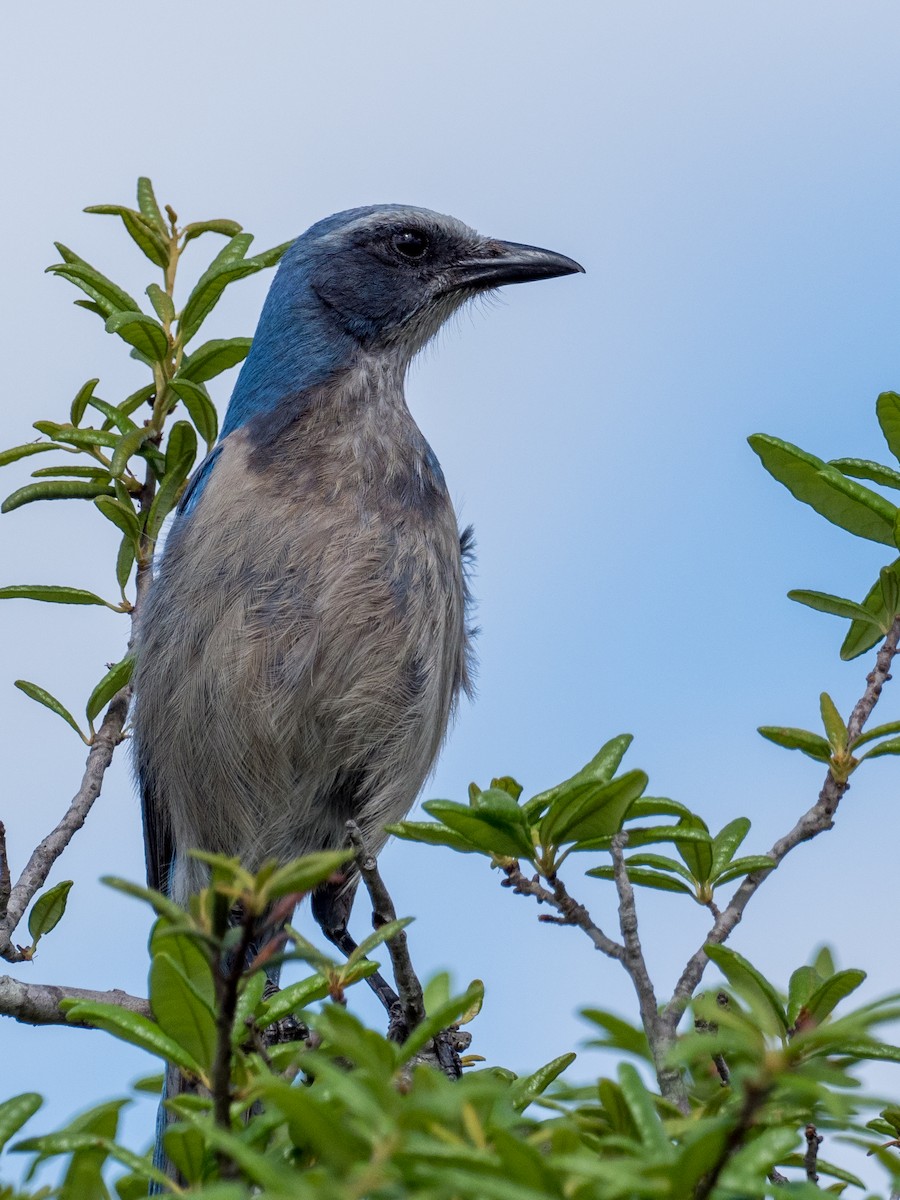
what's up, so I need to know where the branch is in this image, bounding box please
[0,689,131,963]
[500,862,625,960]
[611,834,689,1113]
[0,973,149,1025]
[804,1123,822,1185]
[662,616,900,1033]
[346,821,426,1032]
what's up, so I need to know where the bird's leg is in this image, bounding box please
[312,878,408,1040]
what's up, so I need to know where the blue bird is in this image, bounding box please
[133,204,583,952]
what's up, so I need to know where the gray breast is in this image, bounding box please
[133,381,471,903]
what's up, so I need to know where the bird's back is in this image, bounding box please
[134,360,471,903]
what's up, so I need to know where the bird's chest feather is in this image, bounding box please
[155,389,468,734]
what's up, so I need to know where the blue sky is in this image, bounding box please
[4,0,900,1186]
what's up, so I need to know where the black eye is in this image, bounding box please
[392,230,429,259]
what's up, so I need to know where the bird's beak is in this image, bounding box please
[446,239,585,291]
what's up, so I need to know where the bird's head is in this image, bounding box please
[222,204,583,436]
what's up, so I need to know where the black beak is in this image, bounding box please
[446,239,585,291]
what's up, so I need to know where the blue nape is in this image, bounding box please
[220,204,417,439]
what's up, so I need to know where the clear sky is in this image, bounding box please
[3,0,900,1187]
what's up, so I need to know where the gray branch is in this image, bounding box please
[0,973,149,1026]
[611,833,689,1113]
[0,689,131,963]
[501,861,625,960]
[347,820,426,1031]
[662,616,900,1035]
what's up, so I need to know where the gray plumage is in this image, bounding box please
[132,204,582,930]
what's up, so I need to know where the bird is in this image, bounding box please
[132,204,583,952]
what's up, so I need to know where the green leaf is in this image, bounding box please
[146,283,175,325]
[621,852,695,883]
[717,1126,800,1193]
[346,917,413,967]
[149,952,217,1070]
[757,725,832,762]
[2,479,114,513]
[101,876,186,923]
[119,383,156,419]
[60,999,204,1076]
[423,799,533,858]
[0,584,111,607]
[852,718,900,748]
[34,420,120,450]
[105,311,169,361]
[802,969,867,1024]
[788,965,820,1025]
[109,425,152,479]
[841,562,900,660]
[14,680,86,740]
[541,769,648,846]
[0,441,62,467]
[673,814,712,882]
[574,823,712,852]
[179,242,263,344]
[586,865,694,894]
[528,734,634,820]
[169,378,218,447]
[181,218,244,244]
[94,496,141,541]
[820,691,849,754]
[626,796,694,821]
[263,849,352,898]
[581,1009,653,1061]
[787,588,883,625]
[709,817,750,878]
[85,656,134,724]
[858,735,900,761]
[749,433,898,545]
[165,419,198,477]
[704,943,788,1036]
[31,466,110,479]
[47,246,141,315]
[385,819,480,853]
[0,1093,41,1152]
[163,1125,207,1184]
[146,422,197,538]
[829,457,900,489]
[509,1052,576,1112]
[249,239,293,268]
[617,1062,670,1154]
[116,535,135,591]
[257,973,329,1028]
[136,177,167,236]
[70,378,100,425]
[877,391,900,462]
[28,880,73,945]
[105,394,143,433]
[84,204,169,268]
[398,980,484,1062]
[711,855,775,886]
[177,336,252,383]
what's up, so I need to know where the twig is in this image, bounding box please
[500,862,624,961]
[346,821,464,1078]
[346,821,426,1031]
[611,834,689,1113]
[804,1124,822,1185]
[695,1079,770,1200]
[0,974,149,1025]
[0,689,131,963]
[661,617,900,1035]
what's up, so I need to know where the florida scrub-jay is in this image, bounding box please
[133,204,583,942]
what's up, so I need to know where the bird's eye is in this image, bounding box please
[392,230,429,259]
